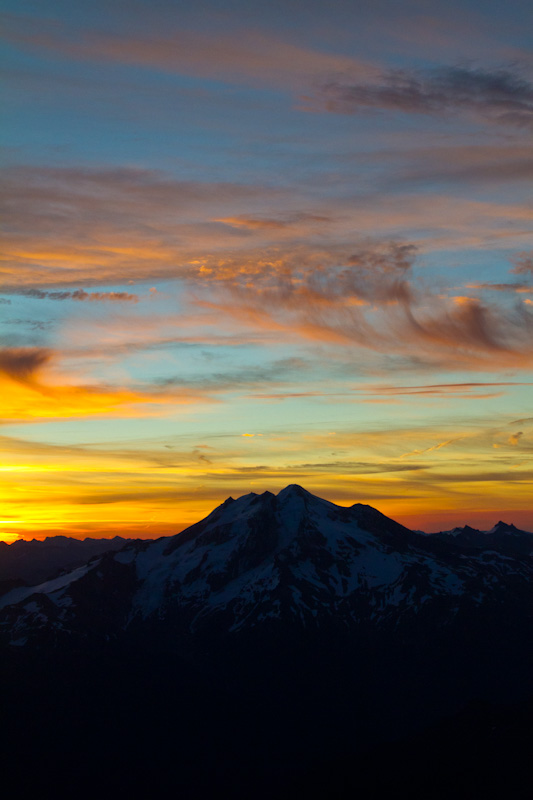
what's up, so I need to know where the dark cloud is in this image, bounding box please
[316,66,533,127]
[0,347,52,383]
[511,252,533,275]
[9,288,139,303]
[1,318,53,332]
[347,242,416,271]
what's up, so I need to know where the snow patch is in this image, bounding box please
[0,564,91,610]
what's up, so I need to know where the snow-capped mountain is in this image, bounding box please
[1,484,531,647]
[435,521,533,555]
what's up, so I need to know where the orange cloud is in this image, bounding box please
[3,166,533,374]
[2,166,532,294]
[216,214,331,233]
[200,282,533,371]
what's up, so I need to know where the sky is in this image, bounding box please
[1,0,532,541]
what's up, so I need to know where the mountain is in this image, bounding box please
[1,486,532,798]
[1,484,531,646]
[434,520,533,555]
[0,535,133,589]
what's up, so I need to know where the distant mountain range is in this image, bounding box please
[0,535,132,589]
[1,486,531,798]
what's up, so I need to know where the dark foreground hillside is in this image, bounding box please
[2,641,532,799]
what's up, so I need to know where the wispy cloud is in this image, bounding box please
[400,437,461,459]
[465,282,533,293]
[5,12,532,133]
[355,381,533,398]
[155,358,310,393]
[2,14,374,90]
[200,265,533,371]
[2,165,531,296]
[3,157,531,373]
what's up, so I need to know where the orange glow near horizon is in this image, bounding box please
[1,422,532,542]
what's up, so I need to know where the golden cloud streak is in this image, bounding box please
[0,347,214,423]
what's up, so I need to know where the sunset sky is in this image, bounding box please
[1,0,532,541]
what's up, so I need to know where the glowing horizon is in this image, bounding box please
[1,1,532,542]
